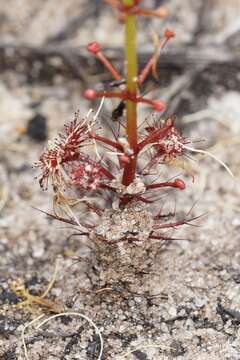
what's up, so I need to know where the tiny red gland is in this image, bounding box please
[69,161,103,191]
[87,42,101,54]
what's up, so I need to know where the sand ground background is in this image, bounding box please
[0,1,240,359]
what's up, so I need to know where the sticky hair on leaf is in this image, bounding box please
[35,111,95,191]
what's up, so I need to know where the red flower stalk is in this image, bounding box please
[138,29,175,85]
[87,42,122,81]
[84,89,166,111]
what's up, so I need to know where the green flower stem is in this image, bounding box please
[122,0,138,186]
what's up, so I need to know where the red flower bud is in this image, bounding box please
[155,6,169,18]
[87,42,101,54]
[84,89,97,100]
[164,29,175,39]
[173,178,186,190]
[153,101,166,111]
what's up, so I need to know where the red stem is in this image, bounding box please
[96,51,122,81]
[138,37,169,85]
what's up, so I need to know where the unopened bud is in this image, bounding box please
[156,6,169,18]
[84,89,97,100]
[153,101,166,111]
[164,29,175,39]
[87,42,101,54]
[174,178,185,190]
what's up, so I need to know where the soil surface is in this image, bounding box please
[0,1,240,359]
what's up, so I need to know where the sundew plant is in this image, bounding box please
[35,0,232,269]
